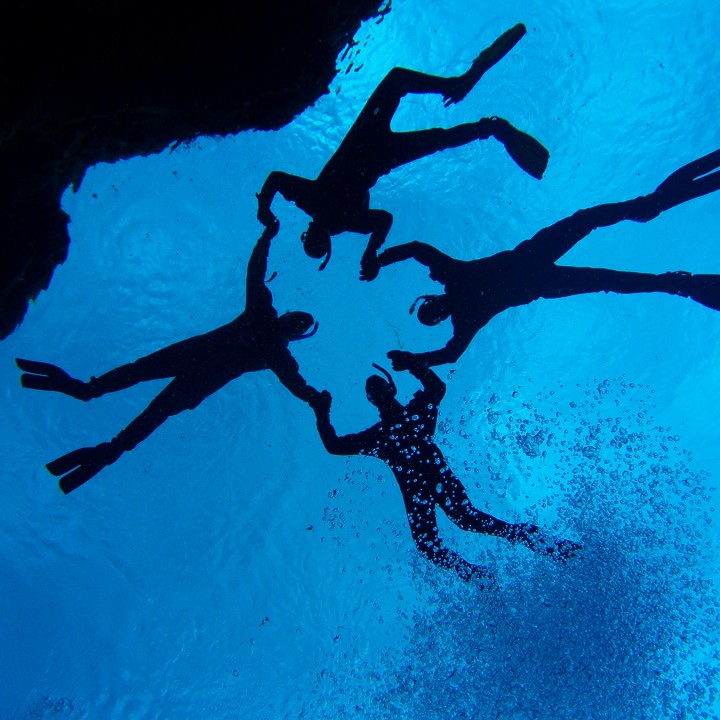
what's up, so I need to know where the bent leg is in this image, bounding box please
[438,472,580,560]
[363,23,527,114]
[437,471,522,538]
[352,67,458,132]
[353,23,527,129]
[401,489,495,586]
[48,373,230,493]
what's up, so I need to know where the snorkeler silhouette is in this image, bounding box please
[309,357,580,584]
[257,22,549,281]
[17,222,321,494]
[378,148,720,369]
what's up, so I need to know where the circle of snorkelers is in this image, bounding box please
[17,23,720,587]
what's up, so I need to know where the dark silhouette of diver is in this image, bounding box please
[377,148,720,369]
[309,357,580,585]
[256,22,549,281]
[16,222,321,494]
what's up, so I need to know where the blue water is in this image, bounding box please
[2,1,720,718]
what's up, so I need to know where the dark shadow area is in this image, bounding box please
[0,0,388,339]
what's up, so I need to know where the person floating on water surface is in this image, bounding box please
[309,356,580,585]
[257,22,549,281]
[377,148,720,369]
[17,222,321,494]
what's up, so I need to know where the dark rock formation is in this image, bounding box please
[0,0,388,339]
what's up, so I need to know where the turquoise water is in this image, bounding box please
[2,1,720,717]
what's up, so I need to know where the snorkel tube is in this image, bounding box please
[371,362,397,396]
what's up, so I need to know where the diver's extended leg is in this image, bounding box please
[401,490,496,587]
[439,474,581,561]
[540,266,720,310]
[17,339,196,401]
[84,335,213,396]
[48,374,222,493]
[385,116,549,179]
[353,23,527,129]
[515,150,720,264]
[513,198,664,265]
[652,148,720,212]
[680,273,720,312]
[16,358,94,400]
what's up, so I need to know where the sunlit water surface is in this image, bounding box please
[2,1,720,718]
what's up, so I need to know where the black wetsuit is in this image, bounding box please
[18,225,318,493]
[312,364,576,583]
[257,23,548,276]
[380,148,720,366]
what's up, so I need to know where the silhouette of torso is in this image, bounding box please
[353,392,455,503]
[438,250,548,336]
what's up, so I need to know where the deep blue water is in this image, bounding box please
[2,1,720,718]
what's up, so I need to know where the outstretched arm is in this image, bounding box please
[404,355,446,405]
[270,350,319,404]
[377,240,454,281]
[309,391,370,456]
[388,325,475,371]
[256,171,314,226]
[245,223,278,310]
[353,209,393,281]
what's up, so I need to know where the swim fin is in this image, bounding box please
[689,274,720,312]
[47,442,119,494]
[16,358,91,400]
[444,24,528,106]
[491,117,549,180]
[471,23,527,78]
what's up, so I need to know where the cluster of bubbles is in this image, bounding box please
[298,376,719,719]
[17,696,81,720]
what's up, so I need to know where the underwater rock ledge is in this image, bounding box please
[0,0,387,339]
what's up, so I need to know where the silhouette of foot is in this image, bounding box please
[489,117,549,179]
[464,563,499,591]
[549,538,583,562]
[508,522,581,560]
[442,23,527,106]
[47,442,121,494]
[16,358,93,400]
[688,274,720,311]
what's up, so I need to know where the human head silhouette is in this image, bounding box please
[365,363,397,408]
[277,311,318,341]
[411,294,451,326]
[302,221,332,270]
